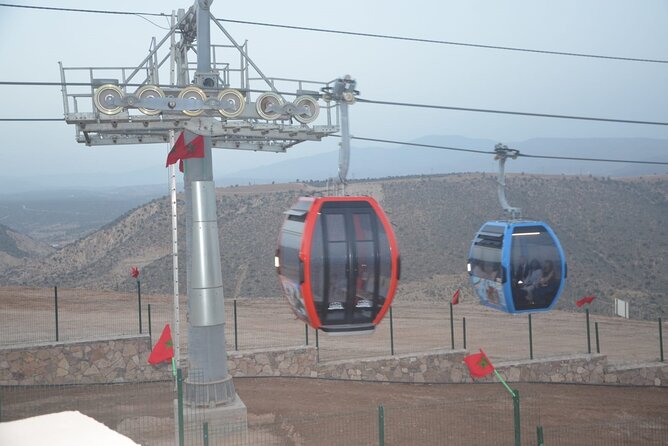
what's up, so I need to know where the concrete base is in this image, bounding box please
[174,393,248,445]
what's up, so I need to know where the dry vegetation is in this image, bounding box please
[0,174,666,320]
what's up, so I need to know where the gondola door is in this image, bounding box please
[312,202,380,332]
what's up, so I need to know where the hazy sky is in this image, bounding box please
[0,0,666,187]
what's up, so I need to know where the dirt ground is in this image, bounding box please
[1,286,667,444]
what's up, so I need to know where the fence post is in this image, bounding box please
[585,308,591,354]
[148,304,153,345]
[595,322,600,354]
[234,299,238,351]
[513,389,521,446]
[177,368,185,446]
[389,306,395,356]
[315,329,320,363]
[378,405,385,446]
[203,421,209,446]
[305,324,309,346]
[660,318,664,362]
[528,314,534,360]
[449,302,455,349]
[462,317,467,350]
[536,425,544,446]
[54,286,59,342]
[137,280,142,334]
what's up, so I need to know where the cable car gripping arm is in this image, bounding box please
[494,143,522,220]
[322,76,358,193]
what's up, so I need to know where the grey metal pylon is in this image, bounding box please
[182,0,234,405]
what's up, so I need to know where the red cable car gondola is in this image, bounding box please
[275,196,400,334]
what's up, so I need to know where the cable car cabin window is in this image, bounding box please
[325,213,347,322]
[351,212,376,322]
[278,218,305,284]
[278,215,309,321]
[469,226,505,308]
[510,226,563,310]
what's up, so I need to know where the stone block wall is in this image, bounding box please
[2,340,665,387]
[0,336,171,385]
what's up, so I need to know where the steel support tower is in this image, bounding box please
[60,0,355,407]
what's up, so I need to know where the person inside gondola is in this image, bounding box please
[514,259,543,307]
[532,260,558,306]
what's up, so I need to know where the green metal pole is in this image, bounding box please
[449,302,455,349]
[378,405,385,446]
[389,306,395,356]
[462,317,467,350]
[54,286,59,342]
[659,318,664,362]
[595,321,600,354]
[305,324,309,346]
[536,425,544,446]
[137,280,142,334]
[234,299,238,351]
[148,304,153,345]
[315,329,320,363]
[203,421,209,446]
[586,308,591,354]
[177,368,184,446]
[529,313,533,360]
[513,389,521,446]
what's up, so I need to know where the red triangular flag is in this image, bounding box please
[148,324,174,365]
[451,289,461,305]
[166,132,204,168]
[464,350,495,378]
[576,296,596,307]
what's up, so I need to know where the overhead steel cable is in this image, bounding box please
[0,3,165,17]
[1,3,665,64]
[215,17,668,65]
[1,81,667,128]
[356,97,668,127]
[345,136,668,166]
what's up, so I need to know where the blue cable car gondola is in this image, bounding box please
[275,196,400,334]
[467,144,567,314]
[467,221,566,313]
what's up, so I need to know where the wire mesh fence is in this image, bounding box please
[1,286,665,366]
[542,419,668,445]
[4,378,665,445]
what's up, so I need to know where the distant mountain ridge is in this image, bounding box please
[2,136,665,193]
[0,174,665,320]
[222,136,668,183]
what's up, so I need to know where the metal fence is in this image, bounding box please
[0,286,665,365]
[1,377,666,445]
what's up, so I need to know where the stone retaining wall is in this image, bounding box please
[0,336,170,385]
[1,340,665,387]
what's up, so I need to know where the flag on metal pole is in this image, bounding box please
[464,348,516,397]
[166,131,205,171]
[451,289,461,305]
[576,295,596,308]
[148,324,174,365]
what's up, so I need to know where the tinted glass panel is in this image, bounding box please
[510,226,562,310]
[322,213,348,323]
[310,216,325,309]
[279,224,303,284]
[352,212,376,322]
[470,228,505,308]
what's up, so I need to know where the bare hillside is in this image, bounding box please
[0,174,665,319]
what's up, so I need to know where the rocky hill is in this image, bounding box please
[0,223,55,268]
[0,174,665,319]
